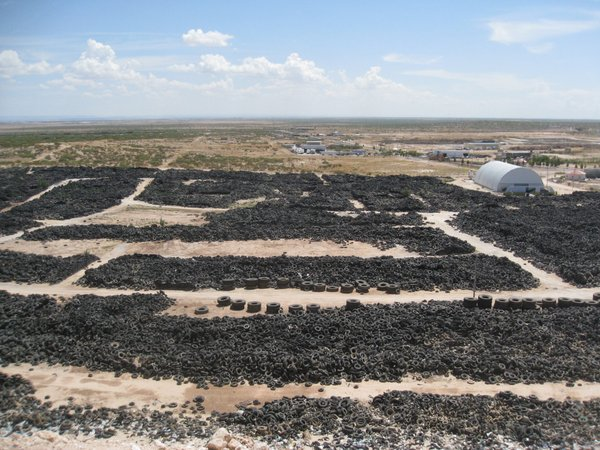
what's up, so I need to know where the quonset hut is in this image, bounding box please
[474,161,544,193]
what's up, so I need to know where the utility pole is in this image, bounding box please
[472,256,477,299]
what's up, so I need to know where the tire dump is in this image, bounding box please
[1,166,599,449]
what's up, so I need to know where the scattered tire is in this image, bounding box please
[306,304,321,313]
[377,282,389,291]
[541,298,556,308]
[326,285,339,292]
[289,304,304,315]
[230,299,246,311]
[494,298,509,310]
[509,297,522,310]
[301,281,314,291]
[313,283,326,292]
[276,278,289,289]
[558,297,572,308]
[340,283,354,294]
[221,279,235,291]
[244,278,258,290]
[477,294,492,309]
[386,284,400,294]
[463,297,478,309]
[247,301,262,313]
[522,298,536,310]
[257,277,270,289]
[346,298,362,311]
[217,296,232,307]
[194,306,208,315]
[265,302,281,314]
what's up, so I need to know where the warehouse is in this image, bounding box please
[474,161,544,193]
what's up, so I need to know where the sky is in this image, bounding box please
[1,0,600,120]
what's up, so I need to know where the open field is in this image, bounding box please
[1,120,600,449]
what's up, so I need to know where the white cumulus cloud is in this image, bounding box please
[48,39,231,95]
[191,52,330,84]
[0,49,63,78]
[182,28,233,47]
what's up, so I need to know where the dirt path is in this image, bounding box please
[0,281,597,320]
[422,212,572,290]
[3,364,598,417]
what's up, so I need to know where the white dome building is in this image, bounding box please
[474,161,544,193]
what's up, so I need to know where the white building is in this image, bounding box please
[474,161,544,193]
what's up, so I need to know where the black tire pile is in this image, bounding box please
[453,192,600,287]
[0,372,211,441]
[3,374,598,447]
[216,392,600,448]
[3,292,597,386]
[24,219,472,256]
[8,177,141,220]
[0,250,98,284]
[323,174,499,212]
[0,167,156,236]
[136,169,321,209]
[78,253,534,291]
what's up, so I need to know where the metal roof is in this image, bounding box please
[474,161,544,192]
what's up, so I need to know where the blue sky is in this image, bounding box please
[1,0,599,119]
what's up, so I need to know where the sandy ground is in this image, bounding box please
[3,363,598,417]
[82,205,208,226]
[0,238,419,259]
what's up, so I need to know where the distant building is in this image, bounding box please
[565,169,586,182]
[503,150,532,159]
[465,141,499,150]
[301,140,326,153]
[429,149,470,159]
[474,161,544,193]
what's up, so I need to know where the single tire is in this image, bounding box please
[230,299,246,311]
[522,298,536,310]
[289,304,304,315]
[322,306,335,313]
[541,297,556,308]
[300,281,314,291]
[477,294,492,309]
[377,282,389,291]
[217,296,232,307]
[346,298,361,311]
[220,279,235,291]
[463,297,478,308]
[194,306,209,315]
[593,292,600,301]
[356,285,369,294]
[257,277,270,289]
[340,283,354,294]
[386,284,400,294]
[276,278,289,289]
[266,302,281,314]
[326,285,339,292]
[355,279,368,286]
[558,297,572,308]
[306,303,321,313]
[313,283,326,292]
[571,298,585,307]
[494,298,509,310]
[586,300,600,307]
[247,301,262,313]
[244,278,258,290]
[509,297,522,310]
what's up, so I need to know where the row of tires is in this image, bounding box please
[220,278,401,294]
[463,293,600,310]
[194,297,364,315]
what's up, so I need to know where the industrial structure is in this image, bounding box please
[474,161,544,193]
